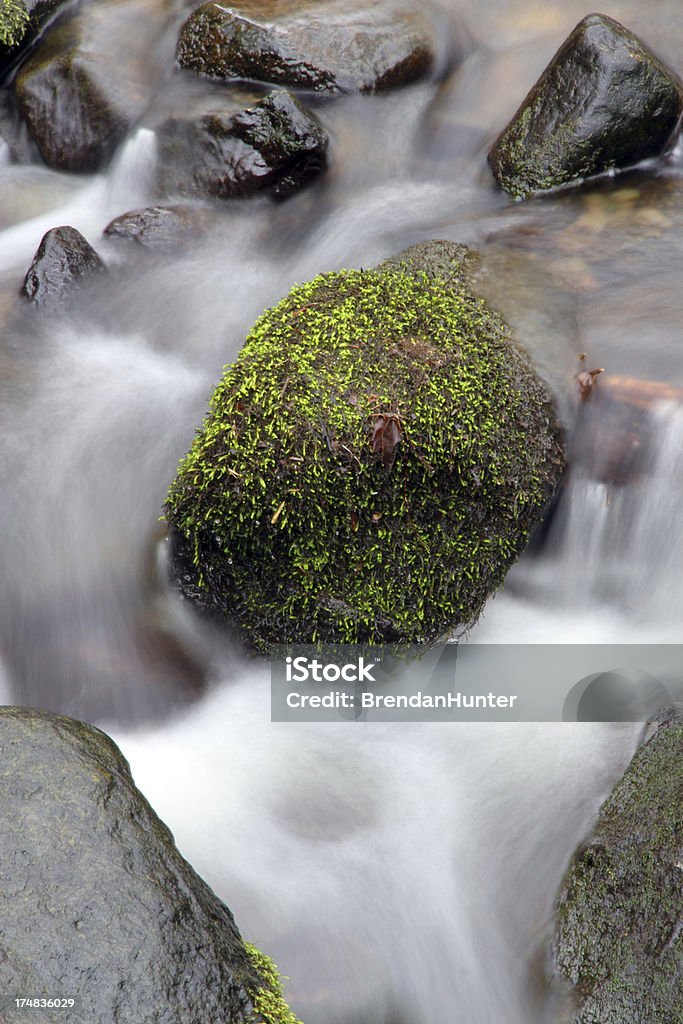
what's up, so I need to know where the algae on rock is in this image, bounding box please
[165,241,564,647]
[0,0,29,49]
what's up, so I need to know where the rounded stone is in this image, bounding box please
[165,240,565,647]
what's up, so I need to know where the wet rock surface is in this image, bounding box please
[554,703,683,1022]
[13,0,162,171]
[176,0,445,95]
[156,88,328,200]
[104,205,210,253]
[0,706,266,1023]
[21,225,105,308]
[488,14,683,199]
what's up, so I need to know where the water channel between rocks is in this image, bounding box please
[2,0,683,1021]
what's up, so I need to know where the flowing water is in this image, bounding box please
[2,0,683,1020]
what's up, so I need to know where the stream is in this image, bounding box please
[1,0,683,1021]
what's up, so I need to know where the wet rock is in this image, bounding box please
[554,703,683,1022]
[0,705,298,1023]
[104,205,210,254]
[165,240,565,648]
[13,0,161,172]
[156,88,328,201]
[176,0,444,94]
[488,14,683,200]
[21,225,105,308]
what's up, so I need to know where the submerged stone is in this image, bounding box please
[21,225,105,308]
[0,706,300,1023]
[488,14,683,200]
[165,240,565,648]
[103,205,210,253]
[156,88,328,201]
[554,704,683,1022]
[176,0,444,94]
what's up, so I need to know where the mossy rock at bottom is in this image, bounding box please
[0,705,300,1024]
[554,704,683,1023]
[165,240,565,647]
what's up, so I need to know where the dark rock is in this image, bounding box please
[176,0,444,94]
[104,205,210,253]
[0,706,293,1023]
[156,88,328,201]
[165,240,565,648]
[13,0,160,172]
[21,225,105,308]
[488,14,683,199]
[554,703,683,1022]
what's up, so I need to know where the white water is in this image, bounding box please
[2,0,683,1020]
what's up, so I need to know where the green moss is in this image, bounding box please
[0,0,29,49]
[243,942,303,1024]
[166,252,564,647]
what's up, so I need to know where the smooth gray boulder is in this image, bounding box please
[554,704,683,1022]
[0,706,296,1023]
[489,14,683,199]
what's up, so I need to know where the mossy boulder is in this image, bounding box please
[21,225,105,308]
[165,240,564,647]
[0,705,301,1024]
[488,14,683,200]
[176,0,445,95]
[156,89,328,201]
[554,704,683,1023]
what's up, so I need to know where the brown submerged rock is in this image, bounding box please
[13,0,162,172]
[176,0,447,94]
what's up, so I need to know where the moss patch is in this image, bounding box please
[0,0,29,49]
[166,250,564,647]
[243,942,303,1024]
